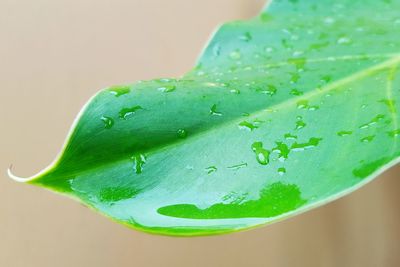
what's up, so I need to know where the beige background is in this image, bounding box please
[1,1,399,266]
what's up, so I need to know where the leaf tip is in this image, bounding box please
[7,164,38,183]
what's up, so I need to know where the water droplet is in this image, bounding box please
[158,85,176,93]
[272,142,290,161]
[359,114,385,129]
[297,100,308,109]
[230,89,240,94]
[287,57,307,71]
[229,50,241,60]
[227,163,248,170]
[291,137,322,151]
[239,32,252,42]
[213,44,221,57]
[337,36,351,44]
[239,121,258,131]
[295,118,306,130]
[337,131,353,137]
[205,166,217,174]
[108,85,130,97]
[290,89,303,96]
[388,129,400,137]
[251,142,270,165]
[284,133,297,140]
[210,104,222,116]
[257,85,277,96]
[177,129,188,139]
[265,47,274,53]
[278,167,286,176]
[361,136,375,143]
[131,153,146,174]
[101,116,114,129]
[119,106,143,120]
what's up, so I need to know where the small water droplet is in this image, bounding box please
[337,36,351,44]
[295,118,306,130]
[229,50,241,60]
[272,142,290,161]
[278,167,286,175]
[251,142,270,165]
[230,89,240,94]
[257,85,277,96]
[101,116,114,129]
[119,106,143,120]
[210,104,222,116]
[227,162,248,170]
[284,133,298,140]
[337,131,353,137]
[239,32,252,42]
[158,85,176,93]
[361,136,375,143]
[239,121,258,131]
[290,89,303,96]
[108,85,130,97]
[388,129,400,137]
[205,166,217,174]
[131,153,146,174]
[177,129,188,139]
[359,114,385,129]
[291,137,322,151]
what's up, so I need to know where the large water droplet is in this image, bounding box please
[251,142,270,165]
[295,117,306,130]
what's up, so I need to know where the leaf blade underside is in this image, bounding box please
[11,0,400,236]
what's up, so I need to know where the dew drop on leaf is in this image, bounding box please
[100,116,114,129]
[251,142,271,165]
[119,106,143,120]
[158,85,176,93]
[205,166,217,174]
[388,129,400,137]
[337,131,353,137]
[210,104,222,116]
[108,85,130,97]
[361,136,375,143]
[131,153,146,174]
[227,162,248,170]
[238,121,258,131]
[177,129,188,139]
[278,167,286,175]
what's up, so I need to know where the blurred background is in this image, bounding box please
[0,0,399,266]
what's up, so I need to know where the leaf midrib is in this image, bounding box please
[38,54,400,183]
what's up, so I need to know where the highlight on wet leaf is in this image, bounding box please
[8,0,400,236]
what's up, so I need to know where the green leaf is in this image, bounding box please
[9,0,400,236]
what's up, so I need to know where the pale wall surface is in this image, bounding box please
[0,1,399,266]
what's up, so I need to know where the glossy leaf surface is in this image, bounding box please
[10,0,400,236]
